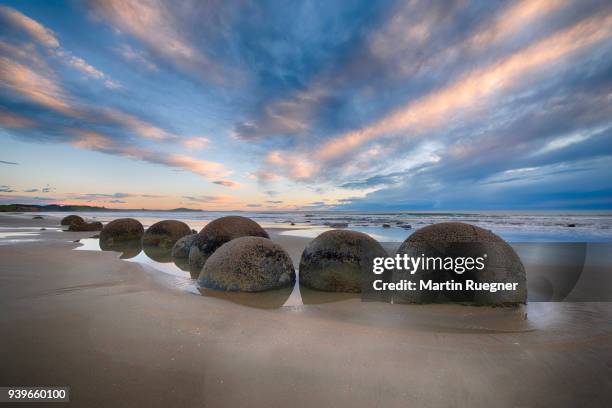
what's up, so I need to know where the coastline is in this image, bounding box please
[1,214,611,407]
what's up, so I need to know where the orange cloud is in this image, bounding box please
[468,0,569,51]
[0,56,76,116]
[102,108,175,141]
[0,5,59,48]
[0,110,35,128]
[70,129,114,150]
[181,136,210,150]
[316,11,612,164]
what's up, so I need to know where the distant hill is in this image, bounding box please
[0,204,203,212]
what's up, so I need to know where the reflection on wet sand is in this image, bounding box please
[99,239,142,259]
[299,283,360,305]
[514,243,587,301]
[142,244,174,263]
[198,284,294,309]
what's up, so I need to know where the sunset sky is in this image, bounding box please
[1,0,611,210]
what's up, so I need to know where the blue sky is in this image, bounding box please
[0,0,611,210]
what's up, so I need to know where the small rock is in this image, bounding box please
[172,233,197,258]
[329,222,348,228]
[382,224,391,228]
[567,224,576,228]
[32,216,44,219]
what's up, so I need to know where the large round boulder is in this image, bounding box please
[198,236,295,292]
[100,218,144,243]
[191,216,269,270]
[142,220,191,248]
[61,215,84,226]
[393,222,526,305]
[68,221,103,231]
[299,229,388,293]
[172,233,197,258]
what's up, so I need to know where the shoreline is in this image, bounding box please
[1,214,611,406]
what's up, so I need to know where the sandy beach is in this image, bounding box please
[1,213,611,407]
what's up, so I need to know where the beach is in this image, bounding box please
[1,213,611,407]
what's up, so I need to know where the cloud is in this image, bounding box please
[182,195,231,203]
[213,180,240,188]
[0,160,19,165]
[0,5,59,48]
[246,203,261,208]
[115,44,158,71]
[0,185,15,192]
[0,6,118,88]
[0,110,35,129]
[265,200,283,204]
[23,188,38,192]
[141,194,165,198]
[181,136,210,150]
[89,0,231,83]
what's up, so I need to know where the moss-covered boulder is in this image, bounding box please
[198,236,294,292]
[142,220,191,248]
[299,229,387,293]
[100,218,144,243]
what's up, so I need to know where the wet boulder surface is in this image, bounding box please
[172,233,197,258]
[191,216,269,270]
[393,222,526,305]
[100,218,144,243]
[198,236,295,292]
[299,229,388,293]
[142,220,191,248]
[68,221,103,232]
[61,215,84,226]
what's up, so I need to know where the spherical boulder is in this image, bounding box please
[299,229,388,293]
[142,220,191,248]
[172,233,197,258]
[393,222,526,305]
[191,216,269,269]
[68,221,103,231]
[198,236,295,292]
[100,218,144,243]
[61,215,84,226]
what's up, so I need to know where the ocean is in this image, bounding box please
[40,210,612,242]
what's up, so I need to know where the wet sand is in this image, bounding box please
[0,214,611,407]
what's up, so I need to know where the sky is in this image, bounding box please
[0,0,611,211]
